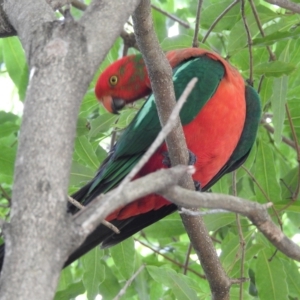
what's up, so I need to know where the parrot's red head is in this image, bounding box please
[95,54,151,114]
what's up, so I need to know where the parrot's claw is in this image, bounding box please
[193,180,201,191]
[162,151,171,167]
[162,149,197,167]
[188,150,197,165]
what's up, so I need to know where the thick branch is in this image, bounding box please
[0,1,141,299]
[132,1,230,299]
[74,166,191,236]
[264,0,300,13]
[161,186,300,261]
[3,0,56,55]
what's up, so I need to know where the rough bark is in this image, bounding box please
[0,1,140,299]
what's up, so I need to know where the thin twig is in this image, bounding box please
[262,122,296,150]
[68,195,85,210]
[113,264,146,300]
[183,243,193,275]
[257,75,265,94]
[135,239,206,279]
[249,0,276,61]
[192,0,204,47]
[241,166,283,229]
[0,185,11,203]
[179,208,230,216]
[115,78,198,193]
[110,120,119,151]
[68,196,120,234]
[120,30,139,52]
[285,103,300,200]
[151,4,190,29]
[231,278,249,285]
[233,170,246,300]
[241,0,253,86]
[202,0,240,44]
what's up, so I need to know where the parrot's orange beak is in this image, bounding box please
[99,96,126,114]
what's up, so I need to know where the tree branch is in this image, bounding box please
[264,0,300,13]
[0,1,141,299]
[192,0,204,47]
[74,166,191,237]
[131,1,231,299]
[151,4,190,29]
[161,186,300,261]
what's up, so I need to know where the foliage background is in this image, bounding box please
[1,0,300,299]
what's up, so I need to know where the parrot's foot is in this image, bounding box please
[194,180,201,191]
[162,151,171,167]
[188,150,197,165]
[162,150,197,167]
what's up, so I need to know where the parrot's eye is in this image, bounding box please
[109,75,118,86]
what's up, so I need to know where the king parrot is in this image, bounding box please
[0,48,261,270]
[64,48,261,266]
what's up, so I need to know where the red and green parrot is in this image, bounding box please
[0,48,261,269]
[64,48,261,266]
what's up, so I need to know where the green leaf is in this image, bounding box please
[161,34,194,51]
[220,231,253,274]
[82,247,105,300]
[259,77,274,106]
[271,44,290,144]
[69,161,95,187]
[253,27,300,46]
[210,174,230,194]
[0,144,16,184]
[255,249,289,300]
[76,117,89,136]
[110,238,135,279]
[115,108,138,130]
[54,282,85,300]
[98,263,121,299]
[281,259,300,298]
[253,61,296,77]
[203,213,235,232]
[2,37,28,98]
[280,167,300,202]
[79,91,99,117]
[272,76,288,144]
[143,213,185,239]
[74,136,99,170]
[18,64,28,101]
[88,113,118,138]
[201,0,240,32]
[0,111,19,124]
[147,266,200,300]
[149,281,165,300]
[133,257,149,300]
[285,98,300,141]
[0,122,19,138]
[254,140,281,203]
[56,267,73,292]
